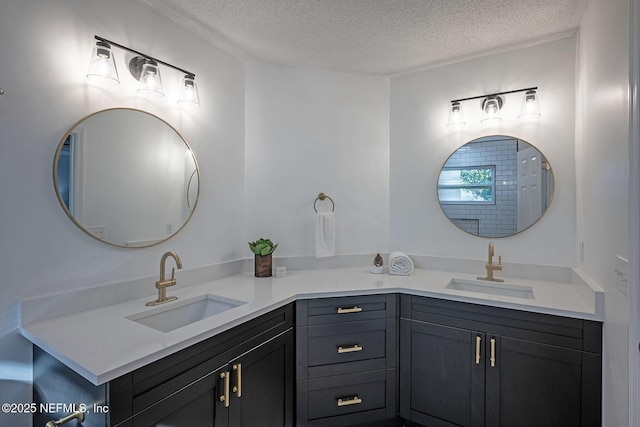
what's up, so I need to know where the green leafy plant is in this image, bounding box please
[248,238,278,256]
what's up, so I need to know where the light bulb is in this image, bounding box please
[481,96,503,123]
[178,75,200,106]
[137,61,164,96]
[87,41,119,84]
[519,89,541,117]
[447,101,465,127]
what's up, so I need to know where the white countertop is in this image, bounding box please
[19,266,603,386]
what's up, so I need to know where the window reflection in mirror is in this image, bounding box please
[438,166,496,204]
[437,135,553,238]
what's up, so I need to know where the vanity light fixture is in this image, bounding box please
[518,89,541,117]
[448,86,539,126]
[86,40,119,84]
[131,58,164,97]
[178,74,200,106]
[481,95,503,123]
[87,35,199,105]
[447,101,466,127]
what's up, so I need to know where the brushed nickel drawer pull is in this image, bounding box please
[337,306,362,314]
[337,344,363,354]
[233,363,242,397]
[475,336,481,365]
[337,396,362,407]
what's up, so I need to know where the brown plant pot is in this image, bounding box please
[254,254,273,277]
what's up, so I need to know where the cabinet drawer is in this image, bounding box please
[299,294,395,326]
[308,320,387,366]
[307,370,389,421]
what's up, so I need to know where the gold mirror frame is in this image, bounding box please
[437,135,554,238]
[53,108,200,248]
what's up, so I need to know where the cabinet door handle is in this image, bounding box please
[475,336,482,364]
[337,306,362,314]
[337,396,362,407]
[232,363,242,398]
[337,344,363,354]
[490,338,496,368]
[219,371,230,407]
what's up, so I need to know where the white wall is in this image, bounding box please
[630,0,640,423]
[245,61,390,258]
[0,1,245,425]
[390,38,577,266]
[576,0,631,424]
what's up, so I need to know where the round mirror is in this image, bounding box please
[53,108,200,248]
[437,135,553,238]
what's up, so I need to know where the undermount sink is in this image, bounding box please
[446,278,535,300]
[127,294,247,332]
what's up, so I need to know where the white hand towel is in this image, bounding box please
[388,251,414,275]
[315,211,335,258]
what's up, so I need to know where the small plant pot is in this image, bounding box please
[254,254,273,277]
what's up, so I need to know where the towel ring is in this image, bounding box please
[314,192,335,212]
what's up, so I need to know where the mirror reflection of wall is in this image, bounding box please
[57,137,73,212]
[54,109,200,248]
[438,135,553,238]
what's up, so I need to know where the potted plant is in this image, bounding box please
[249,238,278,277]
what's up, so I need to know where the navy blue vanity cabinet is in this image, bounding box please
[399,295,602,427]
[225,329,294,427]
[33,303,294,427]
[127,363,224,426]
[296,294,398,427]
[129,329,294,427]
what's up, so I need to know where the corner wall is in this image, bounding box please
[244,61,390,258]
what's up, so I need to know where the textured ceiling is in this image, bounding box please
[136,0,588,75]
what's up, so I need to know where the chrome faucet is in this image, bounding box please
[478,242,503,282]
[146,251,183,306]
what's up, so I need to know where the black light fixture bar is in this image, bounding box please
[95,35,195,78]
[451,86,537,104]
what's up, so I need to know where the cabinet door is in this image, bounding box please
[486,336,586,427]
[226,330,294,427]
[131,367,222,426]
[400,319,485,427]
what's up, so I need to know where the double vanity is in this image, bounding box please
[21,254,603,427]
[30,74,603,426]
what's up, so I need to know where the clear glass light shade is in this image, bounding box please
[87,41,119,84]
[518,89,541,117]
[137,62,164,96]
[447,102,466,126]
[481,96,503,123]
[178,75,200,105]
